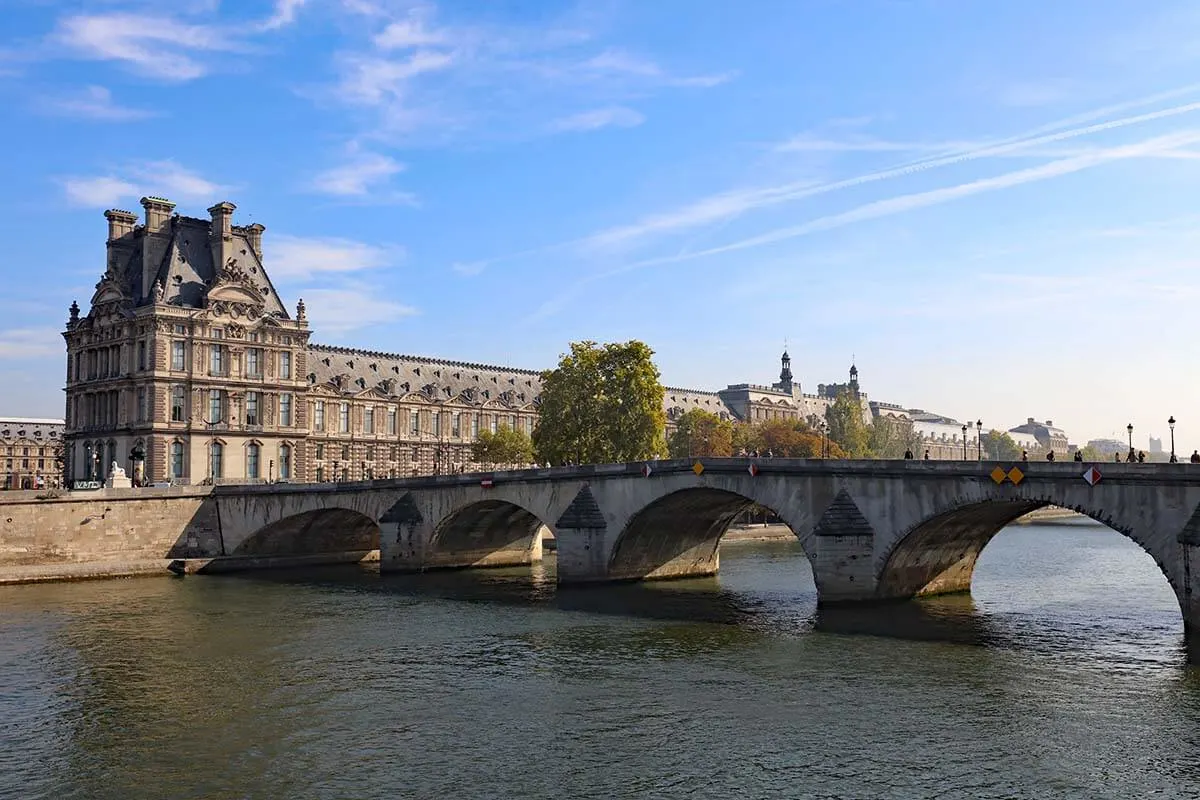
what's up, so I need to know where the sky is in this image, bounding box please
[1,0,1199,452]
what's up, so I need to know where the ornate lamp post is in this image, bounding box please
[130,443,146,488]
[1169,416,1177,463]
[961,424,967,461]
[976,420,983,460]
[1127,423,1134,460]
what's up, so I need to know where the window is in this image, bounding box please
[452,412,461,438]
[249,332,260,343]
[137,341,146,371]
[280,393,292,427]
[316,443,324,459]
[471,413,480,439]
[366,445,375,462]
[410,410,420,434]
[387,409,397,435]
[490,416,498,434]
[247,443,260,479]
[339,403,350,433]
[280,351,292,380]
[171,442,184,480]
[433,412,441,437]
[527,417,535,435]
[315,466,324,482]
[212,328,224,339]
[208,389,222,423]
[247,348,262,377]
[210,344,225,375]
[342,445,350,460]
[171,340,186,370]
[136,388,147,422]
[174,324,187,335]
[279,444,291,480]
[314,401,325,431]
[171,386,185,422]
[246,392,260,426]
[210,442,223,479]
[390,446,397,460]
[364,406,375,434]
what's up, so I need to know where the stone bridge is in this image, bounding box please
[7,458,1200,655]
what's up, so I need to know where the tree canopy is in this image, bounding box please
[532,340,666,465]
[668,409,733,458]
[825,390,871,457]
[868,415,922,459]
[732,419,847,458]
[980,430,1022,461]
[472,424,534,467]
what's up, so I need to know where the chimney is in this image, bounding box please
[1027,417,1035,425]
[208,201,237,270]
[1046,420,1053,426]
[139,197,175,302]
[245,222,264,261]
[104,209,137,241]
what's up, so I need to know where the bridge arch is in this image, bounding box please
[876,496,1183,608]
[428,498,551,569]
[233,507,381,558]
[607,487,809,582]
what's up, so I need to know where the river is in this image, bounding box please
[2,519,1199,799]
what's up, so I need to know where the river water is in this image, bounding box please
[2,520,1198,800]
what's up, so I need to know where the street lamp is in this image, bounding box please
[1169,416,1177,463]
[130,443,146,488]
[1127,423,1134,461]
[976,420,983,460]
[961,424,967,461]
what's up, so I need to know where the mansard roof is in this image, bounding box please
[305,343,543,409]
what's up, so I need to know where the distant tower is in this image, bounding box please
[849,362,859,397]
[779,349,793,392]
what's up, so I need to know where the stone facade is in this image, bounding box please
[0,418,65,490]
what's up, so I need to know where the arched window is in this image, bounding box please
[210,442,224,480]
[83,441,94,480]
[171,441,185,481]
[247,443,261,480]
[279,444,292,480]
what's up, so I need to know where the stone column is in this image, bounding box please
[807,489,879,604]
[378,492,431,572]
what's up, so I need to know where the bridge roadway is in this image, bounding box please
[5,457,1200,656]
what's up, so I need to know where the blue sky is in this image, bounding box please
[2,0,1199,451]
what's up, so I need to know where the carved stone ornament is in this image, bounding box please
[226,322,246,338]
[152,279,165,304]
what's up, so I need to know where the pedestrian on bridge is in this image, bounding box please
[1191,450,1200,464]
[904,449,913,460]
[1073,450,1084,462]
[1046,451,1055,461]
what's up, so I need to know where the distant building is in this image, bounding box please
[1149,436,1164,454]
[1,418,65,490]
[1008,418,1069,456]
[1086,438,1126,456]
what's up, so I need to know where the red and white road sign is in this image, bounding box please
[748,463,759,477]
[480,478,494,488]
[1082,466,1101,486]
[642,464,653,478]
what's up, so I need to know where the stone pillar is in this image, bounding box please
[807,489,880,604]
[554,486,611,584]
[1177,522,1200,664]
[140,197,174,301]
[378,492,429,572]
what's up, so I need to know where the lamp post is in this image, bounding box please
[202,416,219,484]
[976,420,983,460]
[961,424,967,461]
[130,443,146,488]
[1169,416,1177,463]
[1127,423,1134,461]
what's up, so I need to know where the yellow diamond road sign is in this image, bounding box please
[990,466,1007,484]
[1007,466,1025,485]
[692,461,705,476]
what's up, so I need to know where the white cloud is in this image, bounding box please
[266,235,402,280]
[334,50,456,106]
[62,160,225,207]
[451,260,486,277]
[374,8,447,50]
[300,287,417,334]
[581,49,732,87]
[36,85,154,121]
[260,0,307,30]
[552,106,645,132]
[999,81,1073,108]
[0,329,63,359]
[53,12,245,81]
[312,150,407,196]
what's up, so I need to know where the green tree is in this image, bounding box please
[533,340,667,465]
[825,390,871,457]
[472,424,534,467]
[980,430,1022,461]
[668,409,734,458]
[733,419,847,458]
[867,415,922,459]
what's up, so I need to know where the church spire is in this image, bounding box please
[776,342,795,394]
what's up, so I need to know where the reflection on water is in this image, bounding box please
[2,521,1200,799]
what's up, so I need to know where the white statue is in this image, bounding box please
[110,462,126,478]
